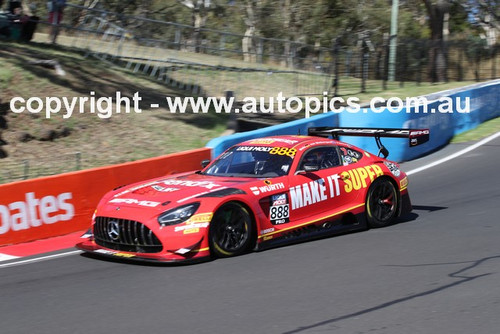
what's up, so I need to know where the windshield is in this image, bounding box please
[203,146,294,177]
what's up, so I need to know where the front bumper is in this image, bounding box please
[76,239,211,264]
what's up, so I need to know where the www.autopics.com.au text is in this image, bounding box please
[9,91,470,119]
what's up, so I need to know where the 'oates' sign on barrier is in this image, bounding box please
[0,148,211,246]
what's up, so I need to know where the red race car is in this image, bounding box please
[76,127,429,263]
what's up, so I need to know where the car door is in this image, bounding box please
[286,145,360,224]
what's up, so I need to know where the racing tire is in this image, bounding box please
[366,178,399,228]
[209,202,254,258]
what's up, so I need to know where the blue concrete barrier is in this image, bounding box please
[206,79,499,162]
[340,79,499,161]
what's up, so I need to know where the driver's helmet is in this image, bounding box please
[304,150,324,164]
[251,150,269,161]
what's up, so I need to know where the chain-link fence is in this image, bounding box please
[45,4,499,96]
[0,150,146,184]
[0,152,81,183]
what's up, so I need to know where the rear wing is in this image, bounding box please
[307,127,429,158]
[307,127,430,147]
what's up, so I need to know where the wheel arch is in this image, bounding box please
[209,199,259,252]
[365,175,401,227]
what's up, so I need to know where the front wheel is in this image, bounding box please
[366,178,399,228]
[209,203,254,258]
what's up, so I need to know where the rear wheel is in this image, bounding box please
[366,178,399,228]
[209,202,254,258]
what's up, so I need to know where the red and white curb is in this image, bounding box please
[0,231,84,266]
[0,253,19,261]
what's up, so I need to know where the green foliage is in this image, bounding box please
[24,0,498,50]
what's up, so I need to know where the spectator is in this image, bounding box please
[48,0,65,43]
[8,0,22,14]
[7,5,24,39]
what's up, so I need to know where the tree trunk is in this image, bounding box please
[423,0,450,82]
[193,10,207,53]
[242,26,256,62]
[242,0,258,62]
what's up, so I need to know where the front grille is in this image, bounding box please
[94,217,163,253]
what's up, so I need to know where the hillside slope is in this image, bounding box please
[0,41,227,183]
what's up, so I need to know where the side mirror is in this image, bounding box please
[303,162,320,172]
[201,159,210,168]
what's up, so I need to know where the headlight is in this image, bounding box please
[158,203,200,226]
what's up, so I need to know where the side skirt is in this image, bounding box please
[257,212,367,251]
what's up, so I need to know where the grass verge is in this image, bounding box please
[451,117,500,143]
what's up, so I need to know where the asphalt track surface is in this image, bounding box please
[1,136,499,334]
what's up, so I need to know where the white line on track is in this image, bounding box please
[0,250,82,269]
[407,131,500,176]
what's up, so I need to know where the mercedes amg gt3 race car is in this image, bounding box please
[76,127,429,263]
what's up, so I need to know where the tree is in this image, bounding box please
[463,0,499,47]
[422,0,451,82]
[241,0,261,62]
[177,0,218,52]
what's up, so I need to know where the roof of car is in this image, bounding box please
[237,135,340,149]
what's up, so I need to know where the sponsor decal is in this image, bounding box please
[249,138,299,145]
[340,147,362,159]
[109,198,161,207]
[289,164,384,209]
[250,182,285,196]
[114,181,159,197]
[113,253,136,258]
[341,164,384,193]
[272,194,287,206]
[290,178,333,210]
[248,138,276,144]
[400,176,408,189]
[187,213,213,223]
[162,179,220,190]
[94,249,135,258]
[410,129,430,136]
[174,222,210,233]
[0,192,74,235]
[132,185,179,195]
[384,161,401,177]
[151,185,180,192]
[269,193,290,225]
[182,227,200,234]
[236,146,272,152]
[172,213,213,234]
[260,227,275,235]
[299,141,333,151]
[269,147,297,157]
